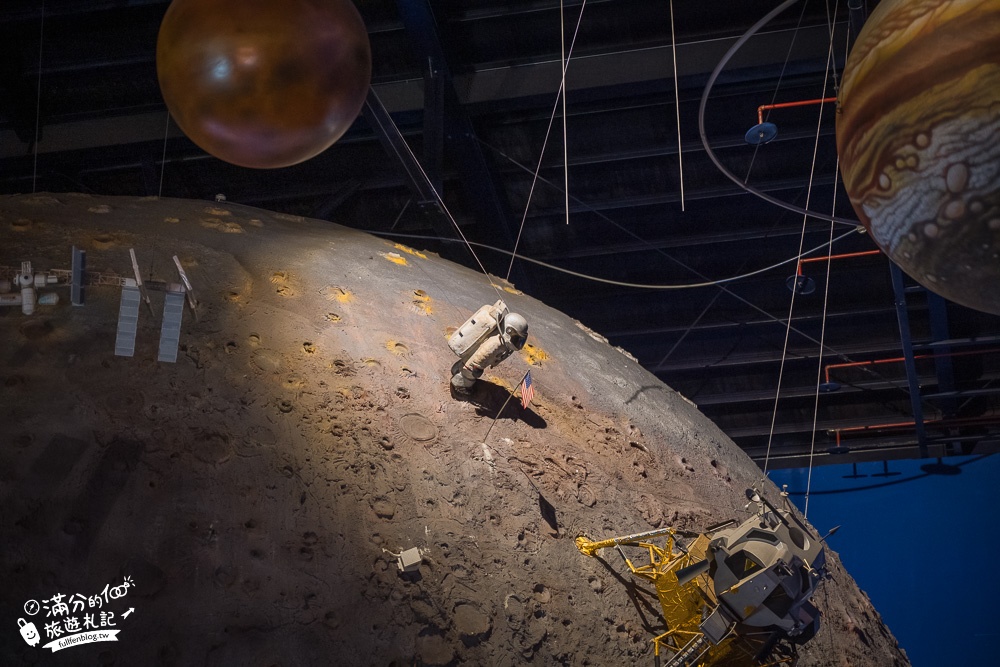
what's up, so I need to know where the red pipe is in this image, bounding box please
[757,96,838,125]
[823,348,1000,384]
[796,249,881,275]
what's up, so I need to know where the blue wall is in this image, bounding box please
[770,454,1000,666]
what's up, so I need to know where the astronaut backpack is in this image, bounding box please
[448,299,508,356]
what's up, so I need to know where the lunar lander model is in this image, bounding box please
[576,487,829,666]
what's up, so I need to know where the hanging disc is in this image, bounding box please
[745,122,778,145]
[786,274,816,294]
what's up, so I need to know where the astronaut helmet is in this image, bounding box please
[502,313,528,350]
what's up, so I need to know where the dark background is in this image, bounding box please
[2,1,998,662]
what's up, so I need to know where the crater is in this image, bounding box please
[399,413,438,442]
[19,319,54,340]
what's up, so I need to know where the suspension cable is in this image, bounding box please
[805,1,847,517]
[158,111,170,197]
[31,1,46,194]
[744,0,810,184]
[764,1,839,477]
[506,0,588,281]
[698,0,859,227]
[560,0,570,226]
[372,228,859,290]
[366,88,505,303]
[669,0,685,210]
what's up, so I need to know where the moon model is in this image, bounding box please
[0,194,909,665]
[156,0,372,169]
[836,0,1000,314]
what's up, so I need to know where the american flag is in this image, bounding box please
[520,371,534,409]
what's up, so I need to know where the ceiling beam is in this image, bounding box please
[0,22,842,159]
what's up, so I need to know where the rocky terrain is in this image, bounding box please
[0,193,908,665]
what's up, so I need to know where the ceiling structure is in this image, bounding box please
[3,0,999,470]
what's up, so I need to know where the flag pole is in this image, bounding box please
[482,369,530,444]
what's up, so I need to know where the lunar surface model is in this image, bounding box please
[837,0,1000,315]
[0,194,910,665]
[156,0,372,168]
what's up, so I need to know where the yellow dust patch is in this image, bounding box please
[321,285,353,303]
[522,343,549,366]
[394,243,427,259]
[88,205,111,214]
[164,217,180,223]
[91,233,117,248]
[381,252,407,266]
[200,218,244,233]
[270,271,296,297]
[503,285,523,295]
[11,218,32,231]
[411,289,432,315]
[203,206,231,216]
[248,218,264,227]
[386,340,409,356]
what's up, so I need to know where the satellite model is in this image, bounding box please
[576,486,830,667]
[114,250,196,363]
[1,246,195,363]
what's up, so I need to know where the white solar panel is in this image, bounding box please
[157,287,185,363]
[115,280,141,357]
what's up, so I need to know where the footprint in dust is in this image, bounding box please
[370,496,396,519]
[386,341,409,356]
[270,271,297,297]
[191,431,231,465]
[299,531,319,562]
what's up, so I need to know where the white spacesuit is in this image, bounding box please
[450,311,528,395]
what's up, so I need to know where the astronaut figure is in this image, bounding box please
[450,309,528,396]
